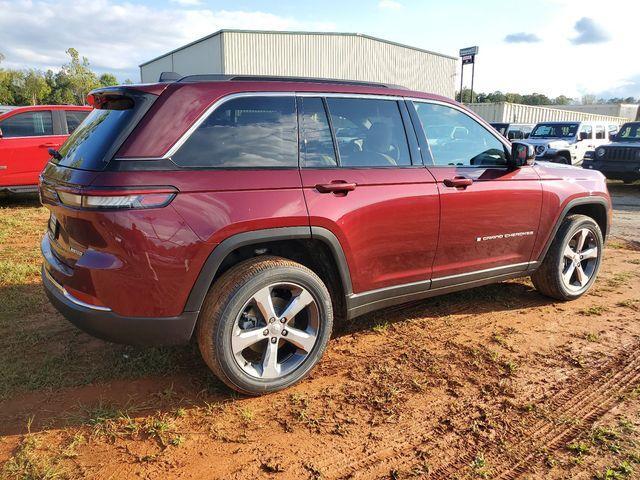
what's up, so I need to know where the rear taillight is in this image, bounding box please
[56,187,177,210]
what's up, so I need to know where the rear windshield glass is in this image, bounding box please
[55,109,133,170]
[53,90,156,171]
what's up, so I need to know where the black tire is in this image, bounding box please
[196,256,333,395]
[531,214,603,300]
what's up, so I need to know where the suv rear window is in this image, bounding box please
[171,96,298,168]
[53,89,157,171]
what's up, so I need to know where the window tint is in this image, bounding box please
[65,110,89,134]
[595,125,605,140]
[172,96,297,168]
[298,97,337,167]
[0,111,53,137]
[325,98,411,167]
[413,102,507,167]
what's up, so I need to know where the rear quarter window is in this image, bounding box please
[171,96,298,168]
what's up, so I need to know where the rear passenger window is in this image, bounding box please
[298,97,337,167]
[413,102,507,167]
[172,96,298,168]
[0,111,53,137]
[595,125,605,140]
[65,110,89,133]
[325,98,411,167]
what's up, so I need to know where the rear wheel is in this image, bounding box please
[197,256,333,395]
[532,214,603,300]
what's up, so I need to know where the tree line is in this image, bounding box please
[457,88,639,106]
[0,48,131,106]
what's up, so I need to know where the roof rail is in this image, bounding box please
[174,73,407,90]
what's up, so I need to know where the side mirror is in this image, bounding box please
[510,142,535,168]
[610,133,617,142]
[579,131,590,141]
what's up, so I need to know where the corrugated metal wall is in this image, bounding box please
[548,103,639,121]
[139,31,457,97]
[221,32,457,97]
[467,102,627,125]
[140,36,223,83]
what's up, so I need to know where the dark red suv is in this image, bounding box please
[39,76,611,394]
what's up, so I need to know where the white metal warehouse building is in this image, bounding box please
[466,102,628,126]
[139,30,458,98]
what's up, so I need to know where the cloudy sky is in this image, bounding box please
[1,0,638,99]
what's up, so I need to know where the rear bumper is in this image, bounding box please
[41,264,198,346]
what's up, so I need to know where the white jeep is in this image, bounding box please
[526,121,613,165]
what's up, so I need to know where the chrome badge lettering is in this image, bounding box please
[476,231,534,242]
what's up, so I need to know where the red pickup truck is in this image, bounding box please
[0,105,91,193]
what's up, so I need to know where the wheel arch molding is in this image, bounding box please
[184,226,353,315]
[536,196,610,264]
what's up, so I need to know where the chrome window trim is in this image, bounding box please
[162,91,414,160]
[162,91,296,159]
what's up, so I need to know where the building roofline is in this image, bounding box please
[138,29,458,67]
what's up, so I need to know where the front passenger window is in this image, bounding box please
[413,102,507,167]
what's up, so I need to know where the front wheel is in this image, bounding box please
[532,214,603,300]
[197,256,333,395]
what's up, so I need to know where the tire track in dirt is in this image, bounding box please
[316,341,640,479]
[422,342,640,479]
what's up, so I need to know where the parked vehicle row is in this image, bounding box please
[39,75,611,395]
[583,121,640,184]
[490,122,534,140]
[0,105,91,193]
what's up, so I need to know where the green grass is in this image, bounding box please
[0,435,66,479]
[596,461,634,480]
[579,305,608,316]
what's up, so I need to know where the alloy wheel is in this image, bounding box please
[561,228,599,292]
[231,282,320,379]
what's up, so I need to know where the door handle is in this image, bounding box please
[315,181,357,194]
[39,143,59,148]
[443,176,473,189]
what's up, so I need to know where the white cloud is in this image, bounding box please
[378,0,403,10]
[472,0,640,99]
[171,0,202,5]
[0,0,337,81]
